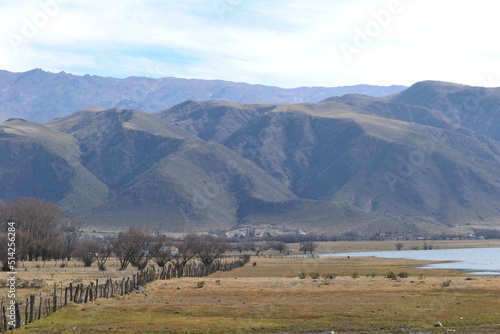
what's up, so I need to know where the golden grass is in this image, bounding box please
[5,242,500,333]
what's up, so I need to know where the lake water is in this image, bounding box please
[319,247,500,275]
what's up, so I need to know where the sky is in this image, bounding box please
[1,0,500,88]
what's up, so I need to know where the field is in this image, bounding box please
[3,240,500,333]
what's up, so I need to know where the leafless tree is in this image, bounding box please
[274,241,289,254]
[299,241,317,254]
[170,234,201,276]
[196,235,229,266]
[60,217,84,261]
[74,239,100,267]
[253,242,270,256]
[112,228,151,270]
[96,237,113,271]
[0,198,63,260]
[150,235,175,268]
[234,240,255,253]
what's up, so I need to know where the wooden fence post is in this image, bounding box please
[29,294,35,323]
[24,298,28,326]
[14,302,21,329]
[52,295,57,313]
[38,293,42,320]
[1,300,7,332]
[84,285,89,303]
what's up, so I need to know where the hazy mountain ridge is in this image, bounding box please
[0,80,499,235]
[0,69,406,123]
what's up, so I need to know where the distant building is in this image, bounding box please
[159,246,179,256]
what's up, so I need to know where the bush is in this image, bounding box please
[386,271,397,280]
[298,272,307,279]
[398,272,409,278]
[351,272,359,279]
[442,279,451,287]
[309,272,320,279]
[322,273,336,279]
[196,281,205,289]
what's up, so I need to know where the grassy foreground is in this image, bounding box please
[8,252,500,334]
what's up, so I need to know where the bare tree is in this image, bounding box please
[1,198,63,261]
[96,237,113,271]
[196,235,229,266]
[151,235,175,268]
[60,217,84,261]
[299,241,317,254]
[253,242,270,256]
[74,239,100,267]
[234,241,255,254]
[170,234,201,276]
[112,228,151,270]
[274,241,289,254]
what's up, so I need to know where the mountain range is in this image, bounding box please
[1,74,499,237]
[0,69,406,123]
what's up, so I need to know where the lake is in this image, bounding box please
[319,247,500,275]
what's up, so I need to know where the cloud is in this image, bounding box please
[0,0,499,87]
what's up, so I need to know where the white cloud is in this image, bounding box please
[1,0,499,87]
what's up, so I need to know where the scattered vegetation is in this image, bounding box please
[398,272,409,278]
[322,273,336,279]
[386,271,398,280]
[309,272,320,279]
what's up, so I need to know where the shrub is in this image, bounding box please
[298,272,307,279]
[398,272,409,278]
[309,272,320,279]
[322,273,336,279]
[196,281,205,289]
[386,271,397,280]
[442,279,452,287]
[351,272,359,279]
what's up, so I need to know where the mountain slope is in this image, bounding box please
[84,140,297,232]
[154,100,276,142]
[0,69,406,123]
[389,81,500,141]
[1,80,500,236]
[0,118,109,213]
[221,103,500,226]
[46,107,296,231]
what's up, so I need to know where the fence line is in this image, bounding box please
[1,255,250,332]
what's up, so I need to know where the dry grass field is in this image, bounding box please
[3,241,500,333]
